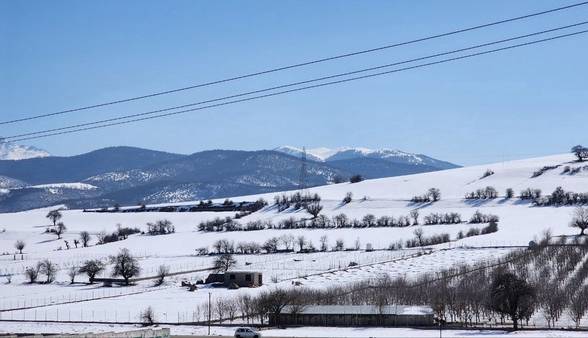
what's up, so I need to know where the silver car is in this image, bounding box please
[234,327,261,338]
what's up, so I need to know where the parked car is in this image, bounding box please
[234,327,261,338]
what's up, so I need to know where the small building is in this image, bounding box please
[205,271,263,288]
[224,271,263,288]
[270,305,434,327]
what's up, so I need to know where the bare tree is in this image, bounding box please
[37,259,57,283]
[154,265,170,286]
[570,207,588,236]
[354,237,361,251]
[68,267,78,284]
[568,285,588,328]
[80,231,91,247]
[428,188,441,202]
[414,228,425,247]
[305,201,323,218]
[14,240,25,254]
[296,236,306,252]
[571,145,588,161]
[79,259,105,284]
[140,306,156,326]
[25,266,39,284]
[319,235,329,252]
[46,209,62,227]
[539,283,566,328]
[334,239,344,251]
[409,210,419,225]
[214,253,236,272]
[55,222,66,239]
[489,272,536,330]
[110,248,141,285]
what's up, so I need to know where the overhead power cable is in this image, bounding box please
[4,22,588,141]
[7,28,588,142]
[1,1,588,126]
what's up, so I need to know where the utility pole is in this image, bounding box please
[208,292,211,336]
[298,146,307,192]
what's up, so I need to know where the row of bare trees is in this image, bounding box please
[235,239,588,329]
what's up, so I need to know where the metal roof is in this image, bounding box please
[282,305,433,316]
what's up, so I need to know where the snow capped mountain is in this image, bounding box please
[274,146,458,169]
[272,146,324,162]
[0,141,50,160]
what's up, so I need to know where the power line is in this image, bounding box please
[7,28,588,143]
[2,1,588,126]
[5,21,588,141]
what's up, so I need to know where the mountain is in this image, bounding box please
[274,146,459,178]
[0,146,457,212]
[0,141,50,160]
[0,146,185,185]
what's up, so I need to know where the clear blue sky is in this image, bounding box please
[1,0,587,165]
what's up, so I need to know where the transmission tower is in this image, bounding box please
[298,147,308,192]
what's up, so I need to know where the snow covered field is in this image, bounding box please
[1,153,588,334]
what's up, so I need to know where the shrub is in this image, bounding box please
[349,174,363,183]
[154,265,170,286]
[141,306,156,326]
[342,192,353,204]
[506,188,515,199]
[481,169,494,179]
[147,219,175,235]
[37,259,57,283]
[469,210,500,224]
[481,221,499,234]
[25,266,39,283]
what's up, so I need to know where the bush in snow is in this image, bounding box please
[25,266,39,284]
[154,265,170,286]
[422,212,461,225]
[465,186,498,199]
[334,239,345,251]
[469,210,499,224]
[506,188,515,199]
[37,259,57,284]
[349,174,363,183]
[519,188,542,200]
[481,169,494,179]
[147,219,175,235]
[342,192,353,204]
[140,306,156,326]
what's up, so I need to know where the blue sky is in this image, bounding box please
[1,0,587,165]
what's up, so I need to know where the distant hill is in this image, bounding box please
[0,146,458,212]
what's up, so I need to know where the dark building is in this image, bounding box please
[205,271,263,288]
[270,305,434,327]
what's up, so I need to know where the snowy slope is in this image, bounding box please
[0,142,49,160]
[0,153,587,333]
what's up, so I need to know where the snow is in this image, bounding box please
[0,142,50,160]
[0,153,587,334]
[273,145,451,166]
[0,322,587,337]
[29,183,98,190]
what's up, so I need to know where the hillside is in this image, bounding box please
[0,147,456,212]
[0,153,587,334]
